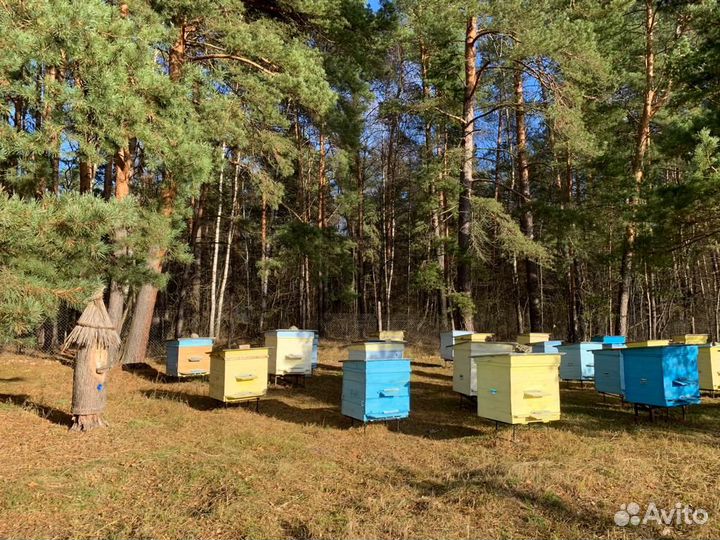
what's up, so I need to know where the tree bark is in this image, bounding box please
[259,194,268,331]
[216,159,239,338]
[420,39,449,330]
[79,159,95,194]
[616,0,658,336]
[121,24,185,359]
[71,346,110,431]
[514,68,542,332]
[209,144,226,337]
[455,16,477,332]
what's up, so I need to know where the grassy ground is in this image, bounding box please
[1,342,719,539]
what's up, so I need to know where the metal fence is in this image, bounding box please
[23,311,443,359]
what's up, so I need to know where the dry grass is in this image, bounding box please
[1,342,720,539]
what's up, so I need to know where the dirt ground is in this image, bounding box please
[1,342,719,539]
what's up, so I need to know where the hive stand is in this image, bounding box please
[632,403,690,423]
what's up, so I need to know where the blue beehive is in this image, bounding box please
[623,345,701,407]
[557,342,603,381]
[531,340,563,353]
[592,347,625,396]
[341,344,411,423]
[591,335,627,345]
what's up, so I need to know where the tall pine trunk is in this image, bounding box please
[455,16,477,332]
[122,24,185,361]
[616,0,658,336]
[209,144,226,337]
[514,68,542,332]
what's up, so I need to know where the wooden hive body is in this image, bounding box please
[439,331,472,361]
[453,340,513,396]
[531,340,563,353]
[591,335,627,345]
[209,348,269,402]
[626,340,670,348]
[623,345,701,407]
[165,338,214,378]
[348,341,405,361]
[516,333,551,345]
[474,353,561,425]
[557,342,603,381]
[673,334,709,345]
[311,331,319,368]
[264,330,315,376]
[592,348,625,396]
[697,346,720,391]
[341,358,411,422]
[378,330,405,342]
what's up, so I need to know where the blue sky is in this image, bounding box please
[368,0,381,11]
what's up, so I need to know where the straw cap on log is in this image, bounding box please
[63,290,121,350]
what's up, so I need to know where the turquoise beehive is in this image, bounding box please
[623,345,701,407]
[557,342,603,381]
[591,335,627,345]
[341,343,411,423]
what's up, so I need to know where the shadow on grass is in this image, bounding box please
[136,369,487,440]
[404,465,610,535]
[0,393,73,427]
[123,363,176,383]
[140,388,218,411]
[557,387,720,442]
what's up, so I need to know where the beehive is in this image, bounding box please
[516,333,551,345]
[341,353,411,423]
[591,335,627,345]
[698,345,720,392]
[453,337,513,397]
[673,334,709,345]
[623,345,701,407]
[378,330,405,342]
[310,330,319,368]
[531,340,563,353]
[209,347,269,403]
[349,341,404,361]
[165,337,214,378]
[592,348,625,396]
[264,330,314,376]
[626,340,670,348]
[440,330,472,361]
[474,353,561,425]
[557,342,603,381]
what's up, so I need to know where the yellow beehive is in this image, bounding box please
[474,353,561,425]
[516,333,551,345]
[378,330,405,342]
[673,334,709,345]
[625,340,670,348]
[698,346,720,392]
[453,337,510,396]
[209,347,269,403]
[455,333,494,344]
